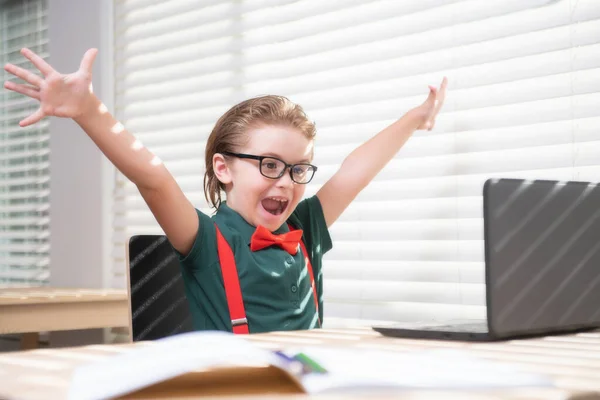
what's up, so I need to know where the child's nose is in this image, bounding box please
[275,168,294,187]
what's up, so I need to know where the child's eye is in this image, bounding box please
[292,165,308,176]
[264,161,279,170]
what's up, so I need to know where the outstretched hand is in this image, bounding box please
[3,48,98,127]
[411,77,447,131]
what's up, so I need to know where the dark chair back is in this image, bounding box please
[126,235,194,341]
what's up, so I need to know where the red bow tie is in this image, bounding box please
[250,225,303,255]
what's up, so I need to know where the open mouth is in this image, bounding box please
[261,197,289,216]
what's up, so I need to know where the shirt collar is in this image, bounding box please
[215,201,290,245]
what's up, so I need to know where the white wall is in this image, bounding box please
[47,0,115,347]
[48,0,114,289]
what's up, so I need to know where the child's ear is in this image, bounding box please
[213,153,233,185]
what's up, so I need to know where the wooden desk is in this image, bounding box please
[0,287,128,349]
[0,327,599,399]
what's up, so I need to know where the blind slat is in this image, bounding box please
[1,0,50,286]
[113,0,600,324]
[325,280,485,305]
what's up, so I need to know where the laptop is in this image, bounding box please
[373,178,600,341]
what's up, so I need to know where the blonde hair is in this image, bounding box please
[204,95,316,209]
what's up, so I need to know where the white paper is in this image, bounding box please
[298,347,553,394]
[68,331,280,400]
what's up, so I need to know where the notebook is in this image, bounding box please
[68,330,551,399]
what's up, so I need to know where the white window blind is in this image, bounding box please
[113,0,600,326]
[0,0,50,286]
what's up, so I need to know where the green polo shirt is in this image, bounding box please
[177,195,332,333]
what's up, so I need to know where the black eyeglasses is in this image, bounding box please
[222,151,317,184]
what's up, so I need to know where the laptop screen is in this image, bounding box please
[485,179,600,337]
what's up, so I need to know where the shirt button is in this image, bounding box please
[292,300,299,307]
[286,256,294,264]
[291,285,297,293]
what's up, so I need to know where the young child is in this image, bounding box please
[4,48,447,334]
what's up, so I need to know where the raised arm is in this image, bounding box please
[317,78,447,227]
[4,48,198,255]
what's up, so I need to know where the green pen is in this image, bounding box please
[294,352,328,374]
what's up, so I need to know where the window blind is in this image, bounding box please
[0,0,50,286]
[112,0,600,326]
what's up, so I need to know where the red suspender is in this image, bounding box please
[215,223,321,334]
[289,223,322,329]
[215,226,249,334]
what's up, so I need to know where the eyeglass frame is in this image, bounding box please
[221,151,318,184]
